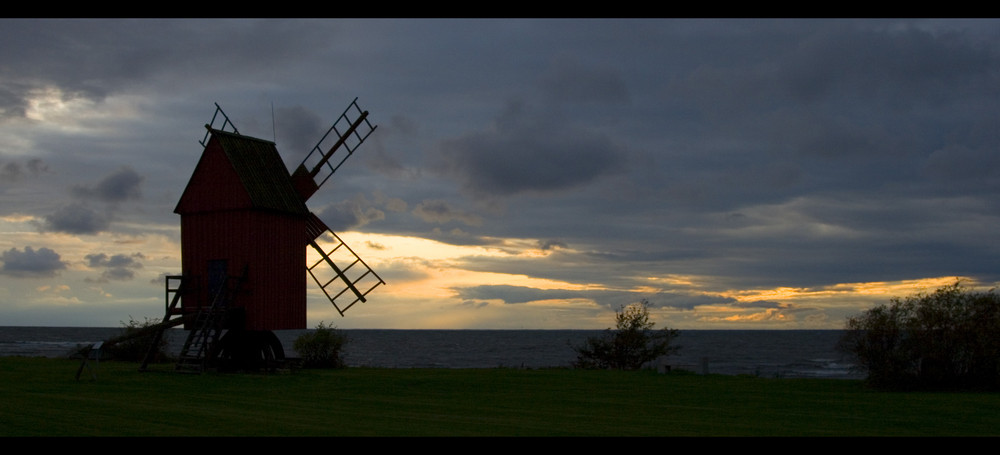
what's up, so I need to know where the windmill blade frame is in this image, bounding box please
[307,228,386,316]
[290,97,377,202]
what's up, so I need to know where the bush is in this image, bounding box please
[104,316,170,363]
[293,322,348,369]
[573,299,679,370]
[839,282,1000,390]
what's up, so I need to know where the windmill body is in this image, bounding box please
[175,129,309,331]
[143,99,383,372]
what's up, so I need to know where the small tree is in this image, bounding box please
[839,282,1000,390]
[293,322,348,369]
[573,299,679,370]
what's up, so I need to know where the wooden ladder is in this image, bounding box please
[175,272,245,373]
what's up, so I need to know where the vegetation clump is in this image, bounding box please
[573,299,679,370]
[104,316,170,363]
[839,282,1000,390]
[293,322,348,369]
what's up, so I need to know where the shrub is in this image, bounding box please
[573,299,679,370]
[839,282,1000,390]
[293,322,348,369]
[104,316,170,363]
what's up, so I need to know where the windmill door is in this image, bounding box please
[207,259,227,301]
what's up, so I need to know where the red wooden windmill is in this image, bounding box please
[142,98,384,372]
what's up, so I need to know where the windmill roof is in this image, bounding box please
[174,129,309,215]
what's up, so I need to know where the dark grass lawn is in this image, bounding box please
[2,357,998,436]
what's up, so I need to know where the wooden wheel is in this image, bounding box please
[216,329,285,372]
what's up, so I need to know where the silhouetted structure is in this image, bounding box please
[141,99,384,372]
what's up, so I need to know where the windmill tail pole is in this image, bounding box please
[308,110,369,179]
[73,314,192,359]
[74,314,194,380]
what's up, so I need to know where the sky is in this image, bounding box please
[2,18,1000,330]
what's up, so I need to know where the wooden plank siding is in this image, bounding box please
[180,211,307,330]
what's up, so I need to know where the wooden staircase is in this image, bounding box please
[174,272,246,373]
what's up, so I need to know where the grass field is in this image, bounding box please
[2,356,998,436]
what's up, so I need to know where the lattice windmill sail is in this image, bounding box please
[295,100,384,315]
[306,215,384,316]
[142,98,385,372]
[291,99,376,200]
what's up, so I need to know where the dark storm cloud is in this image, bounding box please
[0,246,66,278]
[438,100,625,198]
[42,203,110,234]
[776,22,997,108]
[419,228,507,248]
[0,81,32,119]
[85,252,144,282]
[0,20,138,120]
[363,114,419,179]
[538,239,567,251]
[454,284,589,304]
[316,197,385,232]
[0,158,49,183]
[35,167,144,234]
[436,13,1000,286]
[0,19,341,121]
[0,162,20,182]
[921,144,1000,194]
[539,58,630,105]
[650,21,1000,209]
[85,252,143,269]
[453,284,728,311]
[27,158,48,174]
[273,105,326,158]
[412,200,483,226]
[71,166,143,203]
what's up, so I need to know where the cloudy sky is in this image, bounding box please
[2,18,999,330]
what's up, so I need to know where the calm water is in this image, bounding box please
[0,327,863,379]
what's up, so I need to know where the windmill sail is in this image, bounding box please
[305,213,385,316]
[291,97,377,202]
[199,102,241,146]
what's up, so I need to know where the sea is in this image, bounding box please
[0,327,864,379]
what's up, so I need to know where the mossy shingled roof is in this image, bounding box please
[175,129,308,215]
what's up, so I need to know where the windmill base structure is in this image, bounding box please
[136,99,385,373]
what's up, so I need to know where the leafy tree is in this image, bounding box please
[293,322,348,369]
[573,299,679,370]
[839,282,1000,390]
